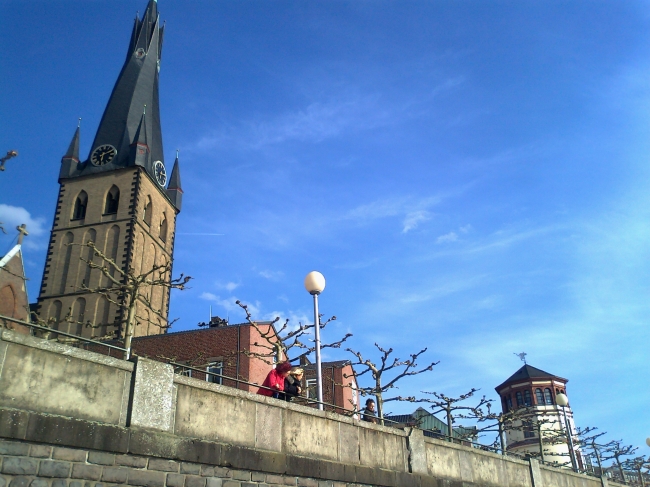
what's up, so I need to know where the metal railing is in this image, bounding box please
[0,314,128,355]
[0,316,626,482]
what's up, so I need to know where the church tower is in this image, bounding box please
[495,364,583,468]
[36,0,183,340]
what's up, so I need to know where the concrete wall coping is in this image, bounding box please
[422,434,530,466]
[173,374,407,436]
[0,327,133,372]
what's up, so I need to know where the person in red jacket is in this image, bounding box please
[257,361,293,398]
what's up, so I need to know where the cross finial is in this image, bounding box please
[514,352,527,364]
[16,224,28,245]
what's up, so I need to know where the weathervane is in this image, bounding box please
[514,352,527,364]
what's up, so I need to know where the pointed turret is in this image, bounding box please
[62,0,165,182]
[166,151,183,211]
[59,123,81,178]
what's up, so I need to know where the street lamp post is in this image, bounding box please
[556,393,578,472]
[304,271,326,411]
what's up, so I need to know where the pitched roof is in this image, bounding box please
[495,364,567,392]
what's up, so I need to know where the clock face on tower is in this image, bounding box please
[90,144,117,166]
[153,160,167,186]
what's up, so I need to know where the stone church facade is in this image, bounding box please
[35,0,183,341]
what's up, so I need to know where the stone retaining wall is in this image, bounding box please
[0,438,366,487]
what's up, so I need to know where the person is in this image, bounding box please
[362,398,378,424]
[280,368,304,401]
[257,361,293,398]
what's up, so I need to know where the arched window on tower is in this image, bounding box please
[515,391,523,407]
[159,214,168,242]
[143,196,152,226]
[104,185,120,214]
[544,388,553,405]
[72,191,88,220]
[523,390,532,407]
[506,396,513,411]
[535,388,544,405]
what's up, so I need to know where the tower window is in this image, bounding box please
[515,391,523,407]
[523,390,532,407]
[104,185,120,214]
[159,214,168,242]
[535,388,544,405]
[143,196,152,226]
[72,191,88,220]
[544,388,553,405]
[506,396,513,410]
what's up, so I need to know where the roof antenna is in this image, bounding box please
[77,117,82,128]
[514,352,527,364]
[176,149,180,159]
[209,305,212,323]
[143,104,147,115]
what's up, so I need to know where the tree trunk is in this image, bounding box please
[375,391,384,426]
[446,406,453,442]
[499,420,506,455]
[124,291,138,359]
[537,422,544,462]
[616,456,626,484]
[593,441,603,476]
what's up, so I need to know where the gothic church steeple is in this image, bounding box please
[37,0,181,342]
[59,0,177,206]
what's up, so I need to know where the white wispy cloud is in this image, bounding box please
[402,210,431,233]
[259,270,284,281]
[199,292,259,317]
[214,281,240,292]
[0,204,47,250]
[436,231,458,243]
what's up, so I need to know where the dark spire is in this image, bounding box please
[166,150,183,211]
[67,0,164,180]
[59,122,81,179]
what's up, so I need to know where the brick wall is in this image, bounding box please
[131,323,279,393]
[0,439,349,487]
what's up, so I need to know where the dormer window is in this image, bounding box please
[72,191,88,220]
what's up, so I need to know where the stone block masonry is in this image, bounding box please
[0,439,362,487]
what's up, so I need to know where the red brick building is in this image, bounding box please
[131,320,277,393]
[131,319,359,414]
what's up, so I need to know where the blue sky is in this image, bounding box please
[1,1,649,454]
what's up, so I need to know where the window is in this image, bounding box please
[535,388,544,405]
[143,196,152,226]
[523,420,536,438]
[544,388,553,405]
[515,391,523,407]
[104,185,120,214]
[159,214,168,242]
[506,396,513,410]
[173,365,192,377]
[524,390,532,407]
[72,191,88,220]
[206,361,223,385]
[306,379,317,399]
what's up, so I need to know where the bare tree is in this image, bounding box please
[598,440,638,483]
[623,456,649,487]
[234,299,351,365]
[344,343,438,424]
[67,240,191,355]
[413,389,492,443]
